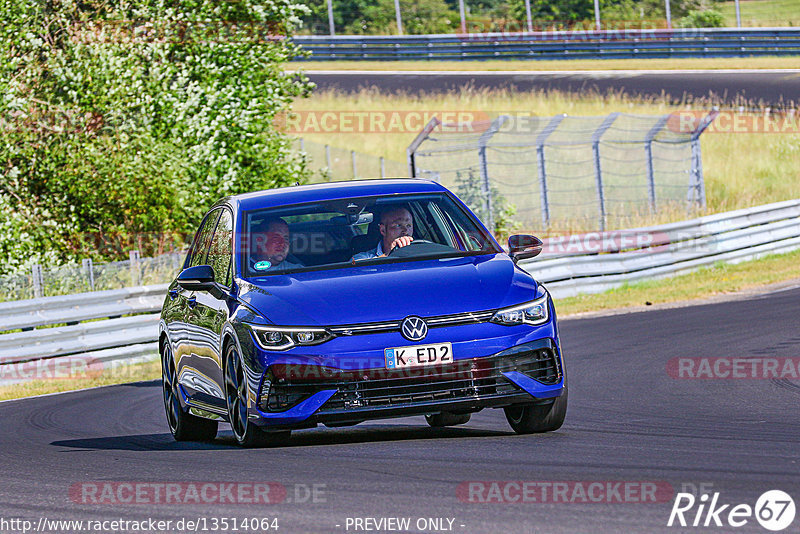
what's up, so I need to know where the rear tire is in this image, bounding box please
[425,412,471,427]
[161,341,218,442]
[504,383,568,434]
[224,344,291,448]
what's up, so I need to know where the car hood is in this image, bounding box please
[238,254,538,326]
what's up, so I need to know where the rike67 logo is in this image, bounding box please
[668,490,796,531]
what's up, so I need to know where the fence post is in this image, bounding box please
[380,156,386,179]
[665,0,672,28]
[31,263,43,298]
[325,144,332,171]
[735,0,741,27]
[129,250,141,286]
[406,117,441,178]
[299,138,305,152]
[394,0,403,35]
[593,0,601,30]
[326,0,335,36]
[591,113,620,232]
[688,110,718,209]
[535,114,566,229]
[525,0,533,32]
[82,258,95,291]
[644,114,670,214]
[477,115,510,235]
[351,150,357,178]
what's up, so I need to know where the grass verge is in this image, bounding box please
[0,358,160,402]
[554,248,800,316]
[291,56,800,72]
[719,0,800,27]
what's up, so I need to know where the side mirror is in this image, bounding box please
[177,265,225,298]
[508,235,543,263]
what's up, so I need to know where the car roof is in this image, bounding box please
[223,179,448,212]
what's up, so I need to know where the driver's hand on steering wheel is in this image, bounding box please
[379,236,414,257]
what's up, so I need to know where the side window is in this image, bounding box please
[427,203,458,248]
[189,210,221,268]
[208,209,233,287]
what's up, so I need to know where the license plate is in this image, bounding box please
[385,342,453,370]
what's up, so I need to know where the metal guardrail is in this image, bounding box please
[292,28,800,60]
[0,285,167,385]
[522,199,800,298]
[0,285,167,332]
[1,199,798,382]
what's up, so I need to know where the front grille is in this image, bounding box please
[262,347,560,413]
[327,310,495,336]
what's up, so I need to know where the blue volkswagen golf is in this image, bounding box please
[160,179,566,447]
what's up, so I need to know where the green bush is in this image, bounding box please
[0,0,313,277]
[678,8,725,27]
[454,169,520,239]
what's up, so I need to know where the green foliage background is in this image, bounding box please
[0,0,313,277]
[300,0,719,34]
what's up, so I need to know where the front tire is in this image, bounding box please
[224,344,290,448]
[162,341,218,442]
[504,383,568,434]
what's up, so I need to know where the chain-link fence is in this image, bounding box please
[408,112,717,234]
[0,251,184,302]
[294,138,407,182]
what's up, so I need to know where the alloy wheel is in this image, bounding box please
[225,346,249,440]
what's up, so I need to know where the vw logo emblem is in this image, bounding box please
[401,316,428,341]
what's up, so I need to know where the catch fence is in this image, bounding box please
[0,252,183,302]
[294,138,407,182]
[408,111,717,233]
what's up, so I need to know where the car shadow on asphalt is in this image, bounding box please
[51,425,513,451]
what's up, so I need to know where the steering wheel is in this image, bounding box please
[387,239,432,256]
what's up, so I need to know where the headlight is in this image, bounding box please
[490,291,550,326]
[248,324,335,351]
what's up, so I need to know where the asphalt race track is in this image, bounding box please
[1,286,799,533]
[305,70,800,106]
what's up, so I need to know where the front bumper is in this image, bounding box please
[251,338,564,428]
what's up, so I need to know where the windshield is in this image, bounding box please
[241,192,499,276]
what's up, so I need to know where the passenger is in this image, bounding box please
[250,218,303,272]
[352,207,414,261]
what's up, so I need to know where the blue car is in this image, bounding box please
[160,179,566,447]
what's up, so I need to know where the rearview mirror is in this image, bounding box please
[508,235,543,263]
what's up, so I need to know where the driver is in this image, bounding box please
[352,206,414,261]
[250,217,303,272]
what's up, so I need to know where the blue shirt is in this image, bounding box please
[351,241,385,261]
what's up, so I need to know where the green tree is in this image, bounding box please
[0,0,313,275]
[348,0,459,34]
[299,0,374,34]
[678,8,725,27]
[454,169,520,238]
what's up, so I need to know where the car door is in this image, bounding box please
[165,210,217,375]
[183,208,233,409]
[177,209,222,404]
